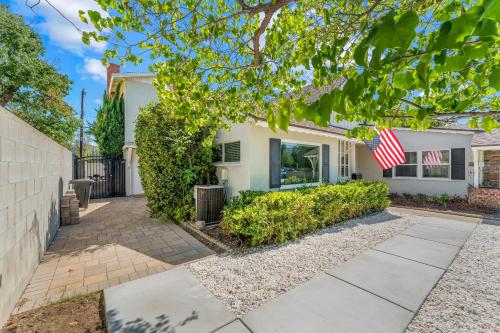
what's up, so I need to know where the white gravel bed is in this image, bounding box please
[407,223,500,333]
[187,210,418,316]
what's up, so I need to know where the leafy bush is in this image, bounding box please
[135,103,217,221]
[221,181,390,246]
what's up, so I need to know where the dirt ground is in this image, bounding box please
[2,293,105,333]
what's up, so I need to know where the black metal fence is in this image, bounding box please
[73,156,126,199]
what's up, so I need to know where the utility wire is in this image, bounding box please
[25,0,82,32]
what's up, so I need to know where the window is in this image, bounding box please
[338,141,351,178]
[213,141,240,163]
[224,141,240,162]
[281,142,320,185]
[395,152,417,177]
[422,150,449,178]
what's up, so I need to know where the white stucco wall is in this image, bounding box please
[215,121,357,196]
[122,77,158,195]
[357,129,474,197]
[213,123,252,198]
[0,107,72,326]
[123,78,158,145]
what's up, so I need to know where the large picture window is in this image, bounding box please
[422,150,449,178]
[281,142,320,185]
[395,152,417,177]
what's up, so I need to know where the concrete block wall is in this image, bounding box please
[0,106,72,325]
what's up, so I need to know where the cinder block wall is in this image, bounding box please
[0,106,72,325]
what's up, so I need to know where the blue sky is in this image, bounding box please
[2,0,153,128]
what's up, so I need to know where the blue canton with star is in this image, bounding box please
[363,134,382,151]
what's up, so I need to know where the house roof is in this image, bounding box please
[471,129,500,147]
[108,72,155,94]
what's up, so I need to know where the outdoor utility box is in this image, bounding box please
[351,173,363,180]
[194,185,224,224]
[70,179,94,209]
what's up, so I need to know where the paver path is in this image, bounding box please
[104,214,476,333]
[12,197,214,314]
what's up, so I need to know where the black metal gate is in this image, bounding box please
[73,156,126,199]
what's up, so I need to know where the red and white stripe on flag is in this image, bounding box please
[371,128,406,170]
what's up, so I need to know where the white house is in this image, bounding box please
[106,66,500,209]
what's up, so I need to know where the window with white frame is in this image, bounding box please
[338,141,351,178]
[212,141,240,163]
[395,152,417,177]
[422,150,449,178]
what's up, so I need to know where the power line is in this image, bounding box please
[25,0,82,32]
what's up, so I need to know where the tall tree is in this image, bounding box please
[82,0,499,137]
[89,85,125,157]
[0,4,79,147]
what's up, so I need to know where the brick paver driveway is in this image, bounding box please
[13,196,214,314]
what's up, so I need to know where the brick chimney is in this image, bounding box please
[106,63,120,94]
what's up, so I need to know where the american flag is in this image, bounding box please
[363,128,406,170]
[423,150,443,166]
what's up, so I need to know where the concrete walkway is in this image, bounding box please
[104,215,476,333]
[13,197,214,314]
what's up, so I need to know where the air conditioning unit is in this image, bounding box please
[194,185,224,224]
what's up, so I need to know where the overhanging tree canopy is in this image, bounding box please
[0,4,79,147]
[81,0,499,137]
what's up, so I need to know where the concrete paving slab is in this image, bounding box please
[104,266,235,333]
[402,224,470,246]
[327,250,443,311]
[242,273,413,333]
[374,234,460,269]
[214,320,252,333]
[419,217,476,233]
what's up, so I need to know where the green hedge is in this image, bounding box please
[135,103,217,221]
[221,181,390,246]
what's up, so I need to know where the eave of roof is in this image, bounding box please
[108,72,155,94]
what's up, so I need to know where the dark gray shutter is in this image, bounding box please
[451,148,465,180]
[322,144,330,182]
[383,168,393,178]
[269,138,281,188]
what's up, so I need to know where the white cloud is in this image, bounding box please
[20,0,108,55]
[81,58,107,81]
[94,98,102,105]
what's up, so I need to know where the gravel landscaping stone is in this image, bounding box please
[407,223,500,333]
[187,210,418,316]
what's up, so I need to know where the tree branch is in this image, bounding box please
[385,111,500,118]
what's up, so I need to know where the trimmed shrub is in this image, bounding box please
[221,191,316,246]
[135,103,217,221]
[221,181,390,246]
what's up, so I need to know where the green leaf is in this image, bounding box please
[88,10,102,25]
[481,0,500,22]
[481,116,498,132]
[463,43,489,59]
[442,55,467,71]
[79,10,88,24]
[488,66,500,90]
[473,19,499,38]
[434,6,482,49]
[393,71,414,89]
[394,11,419,49]
[353,42,368,67]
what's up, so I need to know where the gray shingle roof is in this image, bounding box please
[472,129,500,147]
